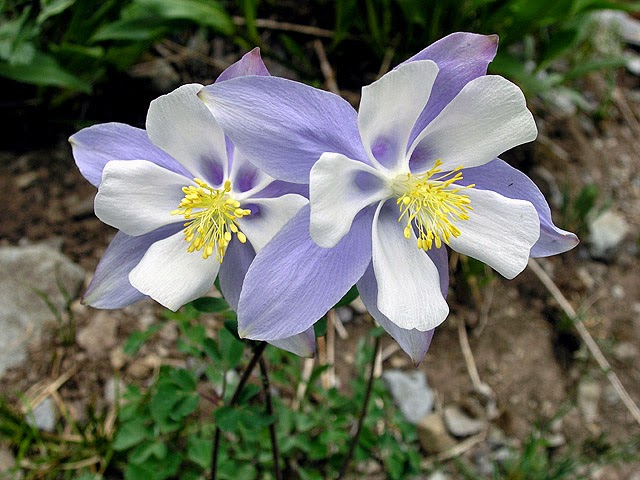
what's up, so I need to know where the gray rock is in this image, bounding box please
[26,397,56,432]
[0,244,85,379]
[382,369,434,424]
[443,405,486,437]
[588,211,629,260]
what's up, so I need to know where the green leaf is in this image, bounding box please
[113,419,149,451]
[130,440,168,464]
[169,368,197,392]
[214,405,244,432]
[37,0,77,25]
[170,393,200,420]
[0,50,91,92]
[203,337,221,362]
[191,296,229,313]
[219,327,244,369]
[123,324,162,356]
[135,0,234,34]
[187,435,211,470]
[314,317,327,337]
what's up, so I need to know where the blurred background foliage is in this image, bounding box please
[1,0,639,104]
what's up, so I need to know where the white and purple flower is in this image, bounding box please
[200,33,578,363]
[70,49,314,356]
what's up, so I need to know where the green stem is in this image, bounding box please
[336,335,381,479]
[259,356,282,480]
[211,341,267,480]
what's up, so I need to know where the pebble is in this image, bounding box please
[110,347,127,370]
[613,342,638,361]
[427,471,450,480]
[382,369,434,424]
[76,311,118,356]
[335,306,354,324]
[577,379,601,423]
[104,377,126,405]
[416,413,457,454]
[588,211,629,260]
[26,397,56,432]
[610,285,625,299]
[443,405,486,437]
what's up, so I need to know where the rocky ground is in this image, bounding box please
[0,46,639,479]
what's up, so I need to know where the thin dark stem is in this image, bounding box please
[336,335,381,480]
[259,356,282,480]
[211,341,268,480]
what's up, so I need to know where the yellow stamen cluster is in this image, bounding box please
[171,179,250,262]
[392,160,474,251]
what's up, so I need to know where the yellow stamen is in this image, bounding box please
[171,178,250,262]
[391,160,473,251]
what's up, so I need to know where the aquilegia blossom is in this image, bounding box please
[70,49,314,356]
[200,33,578,363]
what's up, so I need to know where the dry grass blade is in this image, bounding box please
[528,258,640,426]
[233,17,334,38]
[313,40,340,95]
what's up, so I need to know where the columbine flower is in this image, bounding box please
[200,33,579,363]
[70,49,314,356]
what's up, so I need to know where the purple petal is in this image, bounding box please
[268,328,316,357]
[460,159,579,257]
[401,32,499,144]
[199,76,367,184]
[217,47,270,82]
[426,245,449,298]
[69,123,188,187]
[218,239,256,312]
[237,204,374,340]
[83,224,182,308]
[357,264,434,365]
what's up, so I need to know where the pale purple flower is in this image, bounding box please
[200,33,578,364]
[70,49,314,356]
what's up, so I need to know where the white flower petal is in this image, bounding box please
[358,60,439,172]
[95,160,187,236]
[447,188,540,279]
[129,231,220,311]
[372,202,449,331]
[236,194,308,252]
[408,75,537,172]
[146,84,229,184]
[310,152,389,248]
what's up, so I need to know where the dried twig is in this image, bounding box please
[292,357,315,411]
[528,258,640,426]
[233,16,334,38]
[326,309,337,388]
[420,430,487,468]
[313,40,340,95]
[457,320,494,399]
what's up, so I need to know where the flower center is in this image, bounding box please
[391,160,474,251]
[171,178,250,262]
